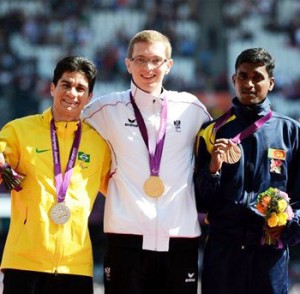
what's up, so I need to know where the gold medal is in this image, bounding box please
[49,202,71,225]
[222,144,241,164]
[143,176,164,198]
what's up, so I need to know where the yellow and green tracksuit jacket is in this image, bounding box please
[0,107,110,277]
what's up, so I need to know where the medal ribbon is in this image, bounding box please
[50,119,82,203]
[213,108,272,143]
[130,93,167,176]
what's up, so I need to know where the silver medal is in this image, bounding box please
[49,202,71,225]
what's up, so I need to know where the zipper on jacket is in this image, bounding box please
[155,198,159,251]
[53,225,64,272]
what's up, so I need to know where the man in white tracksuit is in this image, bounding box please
[82,30,211,294]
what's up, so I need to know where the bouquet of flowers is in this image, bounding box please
[256,187,294,248]
[0,163,25,191]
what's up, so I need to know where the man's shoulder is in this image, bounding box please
[5,113,41,128]
[92,90,130,106]
[199,119,215,134]
[272,111,300,124]
[167,90,198,101]
[81,120,107,140]
[83,89,130,118]
[166,90,209,110]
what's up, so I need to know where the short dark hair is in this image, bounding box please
[235,48,275,77]
[52,56,97,93]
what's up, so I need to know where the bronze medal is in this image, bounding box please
[50,202,71,225]
[143,176,165,198]
[222,144,241,164]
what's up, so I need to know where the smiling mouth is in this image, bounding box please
[63,99,79,107]
[141,73,156,79]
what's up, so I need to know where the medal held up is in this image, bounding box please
[221,142,241,164]
[212,108,272,165]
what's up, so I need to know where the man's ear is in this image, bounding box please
[269,77,275,91]
[125,58,132,74]
[50,83,55,97]
[165,59,173,75]
[232,74,236,85]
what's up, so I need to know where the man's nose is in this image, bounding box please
[67,87,78,97]
[245,79,254,87]
[144,62,155,69]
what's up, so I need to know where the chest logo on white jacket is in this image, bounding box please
[125,118,138,127]
[174,120,181,132]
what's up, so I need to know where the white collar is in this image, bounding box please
[130,81,165,110]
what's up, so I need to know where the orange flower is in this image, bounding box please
[257,202,267,214]
[257,195,271,215]
[267,212,278,227]
[261,195,271,207]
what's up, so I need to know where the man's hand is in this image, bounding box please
[209,138,235,173]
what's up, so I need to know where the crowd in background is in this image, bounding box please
[0,0,300,124]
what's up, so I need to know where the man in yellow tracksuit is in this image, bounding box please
[0,56,111,294]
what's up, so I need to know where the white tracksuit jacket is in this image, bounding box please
[82,82,211,251]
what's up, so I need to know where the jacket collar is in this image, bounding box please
[41,107,80,136]
[232,97,271,123]
[130,81,165,112]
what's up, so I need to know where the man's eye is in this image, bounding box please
[151,58,162,65]
[254,76,264,82]
[136,58,146,64]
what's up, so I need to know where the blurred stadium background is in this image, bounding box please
[0,0,300,292]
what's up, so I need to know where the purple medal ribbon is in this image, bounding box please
[213,108,272,143]
[130,93,167,176]
[50,119,82,203]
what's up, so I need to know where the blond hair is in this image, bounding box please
[127,30,172,59]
